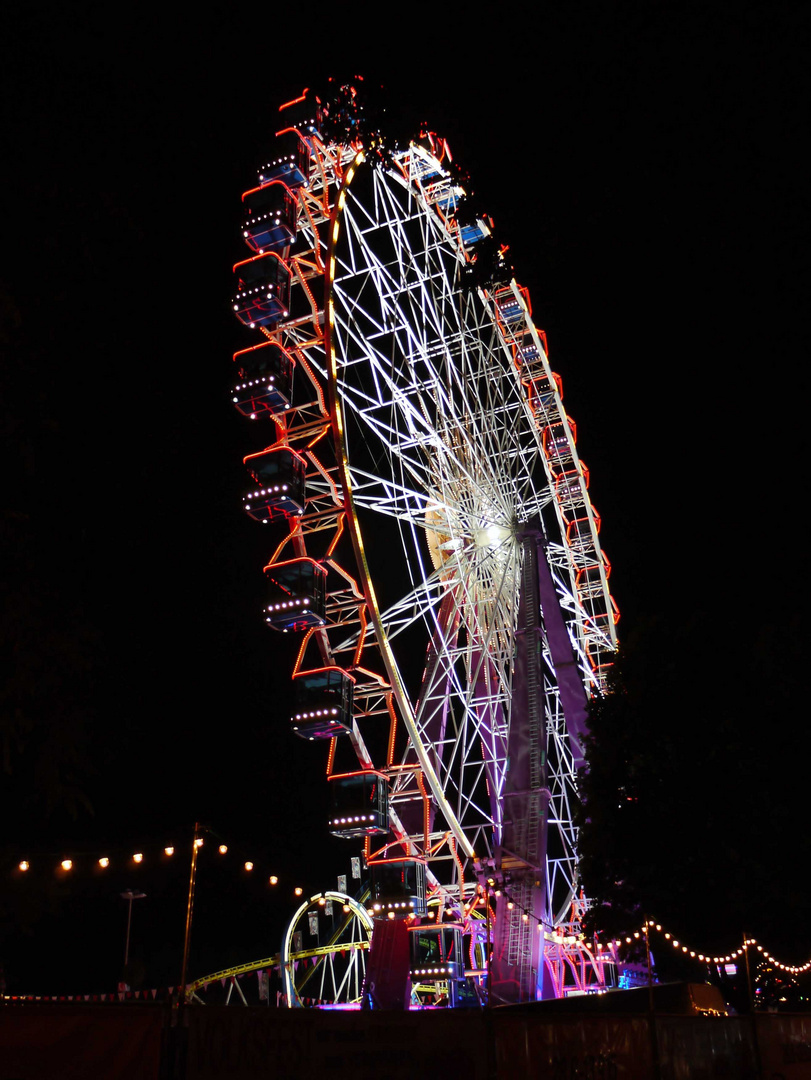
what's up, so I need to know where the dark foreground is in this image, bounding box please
[2,1001,810,1079]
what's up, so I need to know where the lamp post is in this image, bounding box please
[121,889,147,967]
[179,822,202,1003]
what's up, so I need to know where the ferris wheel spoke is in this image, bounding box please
[334,292,541,525]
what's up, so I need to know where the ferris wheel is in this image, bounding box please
[281,890,373,1007]
[230,80,618,1004]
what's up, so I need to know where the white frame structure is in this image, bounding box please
[232,87,618,1001]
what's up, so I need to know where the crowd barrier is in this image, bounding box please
[2,1000,810,1078]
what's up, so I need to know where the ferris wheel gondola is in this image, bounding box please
[230,80,618,1004]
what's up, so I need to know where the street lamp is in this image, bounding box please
[121,889,146,967]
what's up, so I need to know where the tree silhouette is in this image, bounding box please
[576,613,811,961]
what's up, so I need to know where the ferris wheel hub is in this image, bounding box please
[474,523,512,548]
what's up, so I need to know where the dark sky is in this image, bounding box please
[1,3,808,993]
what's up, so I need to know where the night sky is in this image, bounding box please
[1,3,808,995]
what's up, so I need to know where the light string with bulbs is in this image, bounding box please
[629,921,811,977]
[7,827,291,893]
[480,885,810,976]
[12,839,809,978]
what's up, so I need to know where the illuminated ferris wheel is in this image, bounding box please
[231,80,618,1004]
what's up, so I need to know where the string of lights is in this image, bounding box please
[481,885,810,976]
[6,827,293,893]
[11,839,809,978]
[631,922,811,977]
[480,884,601,951]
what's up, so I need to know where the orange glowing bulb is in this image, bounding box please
[99,857,110,868]
[19,860,29,872]
[244,861,254,871]
[218,845,227,854]
[61,859,72,871]
[133,853,143,863]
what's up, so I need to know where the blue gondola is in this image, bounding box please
[231,341,294,419]
[409,922,465,983]
[241,182,297,253]
[291,667,354,740]
[243,446,305,522]
[459,218,489,247]
[495,291,526,327]
[263,558,326,632]
[328,770,388,837]
[232,252,290,329]
[258,130,310,188]
[368,858,427,919]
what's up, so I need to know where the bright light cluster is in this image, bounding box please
[234,283,281,301]
[242,206,285,236]
[233,374,276,397]
[331,814,375,825]
[245,483,289,500]
[371,900,415,912]
[545,931,587,945]
[14,831,282,889]
[258,154,297,181]
[293,708,339,720]
[266,598,309,611]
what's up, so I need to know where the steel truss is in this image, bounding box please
[232,86,619,1002]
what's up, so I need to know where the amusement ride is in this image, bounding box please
[209,77,620,1008]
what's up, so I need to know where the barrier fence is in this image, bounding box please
[2,1001,811,1079]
